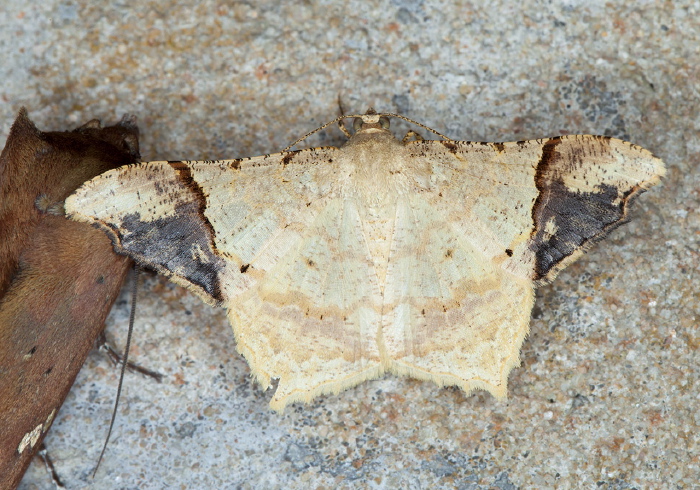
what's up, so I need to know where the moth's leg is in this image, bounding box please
[336,95,353,138]
[337,120,352,138]
[402,130,424,144]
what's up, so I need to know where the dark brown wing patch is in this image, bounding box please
[529,136,649,284]
[116,201,225,305]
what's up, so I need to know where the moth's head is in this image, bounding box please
[352,108,391,135]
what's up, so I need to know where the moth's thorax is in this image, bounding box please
[337,127,431,204]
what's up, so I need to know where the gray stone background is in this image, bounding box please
[3,0,697,488]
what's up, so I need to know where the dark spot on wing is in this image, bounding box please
[240,264,250,273]
[505,248,513,257]
[440,141,459,153]
[493,142,505,152]
[281,153,294,166]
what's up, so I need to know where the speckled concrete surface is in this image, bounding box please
[3,1,697,488]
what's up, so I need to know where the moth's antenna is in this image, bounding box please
[282,114,364,152]
[380,113,454,141]
[282,112,453,152]
[93,266,141,477]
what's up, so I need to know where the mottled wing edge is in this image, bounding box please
[266,360,386,412]
[530,136,666,287]
[387,291,533,400]
[65,161,226,308]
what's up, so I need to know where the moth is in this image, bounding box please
[0,108,139,488]
[66,110,665,412]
